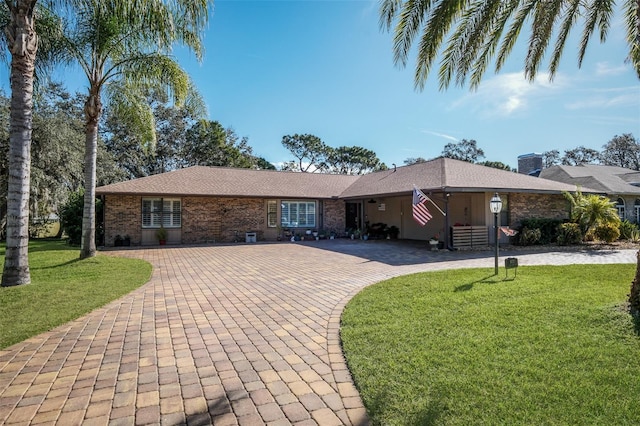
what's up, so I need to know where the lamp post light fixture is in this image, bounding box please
[489,193,503,275]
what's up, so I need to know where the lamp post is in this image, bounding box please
[489,193,503,275]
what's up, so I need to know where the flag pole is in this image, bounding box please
[413,185,446,217]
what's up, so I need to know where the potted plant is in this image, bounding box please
[388,226,399,239]
[156,226,168,245]
[114,234,123,247]
[429,234,439,251]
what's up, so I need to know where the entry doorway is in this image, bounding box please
[345,202,361,233]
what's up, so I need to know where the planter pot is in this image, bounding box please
[159,240,166,245]
[429,240,439,251]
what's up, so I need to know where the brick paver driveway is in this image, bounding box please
[0,241,636,425]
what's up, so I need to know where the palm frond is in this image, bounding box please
[414,0,465,91]
[393,0,433,68]
[549,0,581,78]
[525,0,562,81]
[624,0,640,77]
[578,0,614,68]
[439,0,502,89]
[379,0,404,31]
[496,0,536,73]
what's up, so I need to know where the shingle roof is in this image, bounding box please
[339,157,587,198]
[95,165,359,198]
[539,164,640,196]
[96,158,590,199]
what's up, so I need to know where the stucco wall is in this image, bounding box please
[509,193,570,226]
[612,195,640,223]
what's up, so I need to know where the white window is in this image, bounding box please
[635,199,640,223]
[281,201,316,228]
[615,198,625,221]
[142,198,181,228]
[267,200,277,228]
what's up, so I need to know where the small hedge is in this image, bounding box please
[556,223,582,245]
[619,220,639,240]
[517,218,564,245]
[593,223,620,243]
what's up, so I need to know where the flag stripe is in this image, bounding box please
[412,187,433,226]
[500,226,517,237]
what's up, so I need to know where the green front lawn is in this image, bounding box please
[341,265,640,425]
[0,240,152,349]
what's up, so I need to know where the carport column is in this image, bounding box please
[445,193,451,250]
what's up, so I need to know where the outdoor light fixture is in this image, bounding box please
[489,193,502,275]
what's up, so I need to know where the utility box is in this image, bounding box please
[245,232,257,243]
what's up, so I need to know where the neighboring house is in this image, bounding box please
[540,164,640,223]
[96,157,586,248]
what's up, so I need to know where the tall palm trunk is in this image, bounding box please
[2,1,38,287]
[80,86,101,259]
[630,250,640,314]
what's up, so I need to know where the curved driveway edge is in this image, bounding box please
[0,241,636,425]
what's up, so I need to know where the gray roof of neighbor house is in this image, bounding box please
[96,158,590,199]
[539,164,640,196]
[95,165,360,198]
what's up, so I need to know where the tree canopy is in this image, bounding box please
[442,139,485,163]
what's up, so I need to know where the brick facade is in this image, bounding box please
[182,196,266,244]
[509,193,570,226]
[104,195,142,245]
[103,195,346,246]
[322,200,346,235]
[104,192,570,247]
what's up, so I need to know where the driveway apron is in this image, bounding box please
[0,241,636,425]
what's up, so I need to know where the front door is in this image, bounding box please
[345,202,361,232]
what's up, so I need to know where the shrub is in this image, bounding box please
[556,223,583,245]
[518,227,542,246]
[60,191,103,246]
[619,220,639,240]
[518,218,563,244]
[593,223,620,243]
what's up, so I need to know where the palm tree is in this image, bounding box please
[55,0,210,258]
[564,190,621,238]
[1,1,38,286]
[379,0,640,90]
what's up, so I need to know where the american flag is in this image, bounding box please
[412,187,432,226]
[500,226,518,237]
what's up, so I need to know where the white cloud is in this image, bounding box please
[565,86,640,110]
[595,62,628,77]
[449,72,565,117]
[420,130,458,142]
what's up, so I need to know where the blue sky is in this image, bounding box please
[6,0,640,170]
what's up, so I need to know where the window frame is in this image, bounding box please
[142,198,182,229]
[615,197,626,221]
[280,200,316,228]
[267,200,277,228]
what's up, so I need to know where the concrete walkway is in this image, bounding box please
[0,241,636,425]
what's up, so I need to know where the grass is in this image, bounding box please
[341,265,640,425]
[0,240,152,349]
